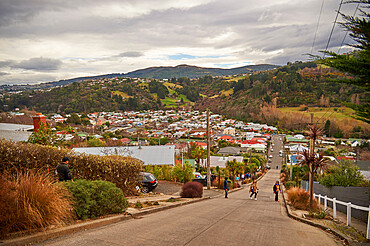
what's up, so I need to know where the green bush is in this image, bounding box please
[87,138,106,147]
[172,163,193,183]
[284,181,296,190]
[144,163,193,183]
[319,161,366,187]
[0,139,142,196]
[63,179,128,220]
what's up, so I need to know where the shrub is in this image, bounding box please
[286,187,318,210]
[87,138,105,147]
[308,209,328,219]
[284,181,296,190]
[319,160,366,187]
[134,201,143,208]
[0,139,142,196]
[172,163,193,183]
[0,171,72,238]
[180,181,203,198]
[63,179,128,220]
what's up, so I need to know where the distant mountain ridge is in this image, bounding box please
[0,64,279,91]
[124,64,279,79]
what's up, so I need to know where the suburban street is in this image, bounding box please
[39,136,339,246]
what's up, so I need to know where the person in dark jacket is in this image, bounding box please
[56,157,73,181]
[273,181,281,202]
[224,177,229,198]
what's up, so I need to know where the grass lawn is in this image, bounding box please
[220,89,234,96]
[161,95,193,108]
[226,76,245,82]
[112,91,132,99]
[163,82,183,89]
[278,107,356,120]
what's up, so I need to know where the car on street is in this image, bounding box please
[269,155,273,158]
[139,172,158,193]
[271,149,273,152]
[193,172,204,179]
[279,153,283,157]
[192,174,217,186]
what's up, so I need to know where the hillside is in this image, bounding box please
[0,64,278,92]
[1,61,369,138]
[124,64,279,79]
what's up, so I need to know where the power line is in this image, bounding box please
[323,0,344,58]
[338,3,360,54]
[311,0,325,54]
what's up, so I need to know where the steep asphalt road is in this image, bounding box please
[40,142,340,246]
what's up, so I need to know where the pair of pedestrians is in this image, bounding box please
[224,177,281,202]
[250,180,281,201]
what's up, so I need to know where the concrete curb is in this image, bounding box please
[281,187,354,245]
[1,197,210,246]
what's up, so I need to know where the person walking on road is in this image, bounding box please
[224,177,229,198]
[249,179,258,200]
[56,157,73,182]
[273,180,281,202]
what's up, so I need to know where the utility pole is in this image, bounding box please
[309,113,314,210]
[206,109,211,190]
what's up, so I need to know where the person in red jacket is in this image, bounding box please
[273,181,281,202]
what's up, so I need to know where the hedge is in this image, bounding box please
[63,179,128,220]
[0,139,143,195]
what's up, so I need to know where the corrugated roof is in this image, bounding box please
[73,145,175,165]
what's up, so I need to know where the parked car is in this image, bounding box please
[270,149,274,152]
[193,172,204,179]
[279,153,283,157]
[269,155,273,158]
[139,172,158,193]
[192,174,217,186]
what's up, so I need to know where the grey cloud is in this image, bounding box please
[0,60,15,68]
[0,71,10,76]
[117,51,144,57]
[15,57,63,71]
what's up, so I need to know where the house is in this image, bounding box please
[73,145,175,165]
[217,147,241,155]
[223,127,235,136]
[192,142,207,149]
[200,156,244,168]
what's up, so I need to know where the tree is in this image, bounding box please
[300,150,329,210]
[28,123,63,146]
[316,0,369,122]
[324,120,331,136]
[191,145,206,171]
[226,159,244,185]
[319,160,365,187]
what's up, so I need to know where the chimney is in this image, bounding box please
[32,113,47,132]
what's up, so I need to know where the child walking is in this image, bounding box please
[273,181,281,202]
[249,179,258,200]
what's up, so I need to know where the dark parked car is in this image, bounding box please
[139,172,158,193]
[192,174,217,186]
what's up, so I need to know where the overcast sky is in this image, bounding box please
[0,0,360,85]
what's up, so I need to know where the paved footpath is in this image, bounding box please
[39,169,340,246]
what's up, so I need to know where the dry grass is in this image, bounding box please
[0,171,73,238]
[286,187,318,210]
